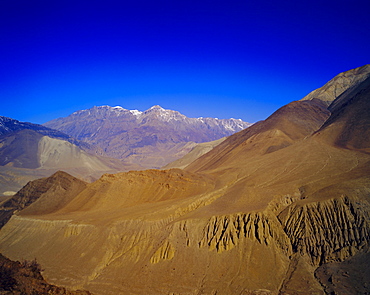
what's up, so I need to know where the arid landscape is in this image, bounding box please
[0,65,369,294]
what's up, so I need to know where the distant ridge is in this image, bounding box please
[44,105,252,168]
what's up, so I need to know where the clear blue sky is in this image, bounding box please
[1,0,369,124]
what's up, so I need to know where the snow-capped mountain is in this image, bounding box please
[44,105,252,168]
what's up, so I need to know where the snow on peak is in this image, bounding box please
[149,105,164,110]
[129,109,142,117]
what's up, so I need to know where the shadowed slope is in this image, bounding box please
[0,253,92,294]
[186,99,330,174]
[314,75,370,152]
[0,171,87,228]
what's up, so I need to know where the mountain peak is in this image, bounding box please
[149,105,164,110]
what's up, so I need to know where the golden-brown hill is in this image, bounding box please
[0,65,369,295]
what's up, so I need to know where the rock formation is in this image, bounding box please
[301,64,370,105]
[0,253,91,294]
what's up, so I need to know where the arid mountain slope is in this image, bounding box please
[0,118,138,194]
[301,64,370,105]
[0,116,95,153]
[1,130,368,294]
[185,98,330,173]
[163,137,226,169]
[0,66,369,294]
[44,105,251,168]
[0,171,87,228]
[315,75,370,152]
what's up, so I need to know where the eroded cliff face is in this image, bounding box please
[279,195,370,266]
[1,189,369,294]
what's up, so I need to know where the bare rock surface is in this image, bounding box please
[301,64,370,105]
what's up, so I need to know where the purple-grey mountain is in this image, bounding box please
[44,105,252,168]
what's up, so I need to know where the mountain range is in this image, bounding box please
[0,64,369,294]
[0,106,249,194]
[44,105,251,168]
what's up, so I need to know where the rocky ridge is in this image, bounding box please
[301,64,370,105]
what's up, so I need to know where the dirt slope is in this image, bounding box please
[0,66,369,294]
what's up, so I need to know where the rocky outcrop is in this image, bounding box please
[198,212,292,254]
[150,240,175,264]
[301,64,370,105]
[279,195,370,265]
[0,253,91,294]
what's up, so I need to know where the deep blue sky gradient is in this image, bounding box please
[1,0,369,124]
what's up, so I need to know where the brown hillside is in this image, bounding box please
[314,75,370,152]
[186,99,330,173]
[0,171,87,227]
[0,66,369,294]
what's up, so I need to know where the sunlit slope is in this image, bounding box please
[1,132,368,294]
[0,68,369,294]
[163,137,226,169]
[48,169,218,222]
[185,99,330,174]
[301,64,370,105]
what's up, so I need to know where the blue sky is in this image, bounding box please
[1,0,369,124]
